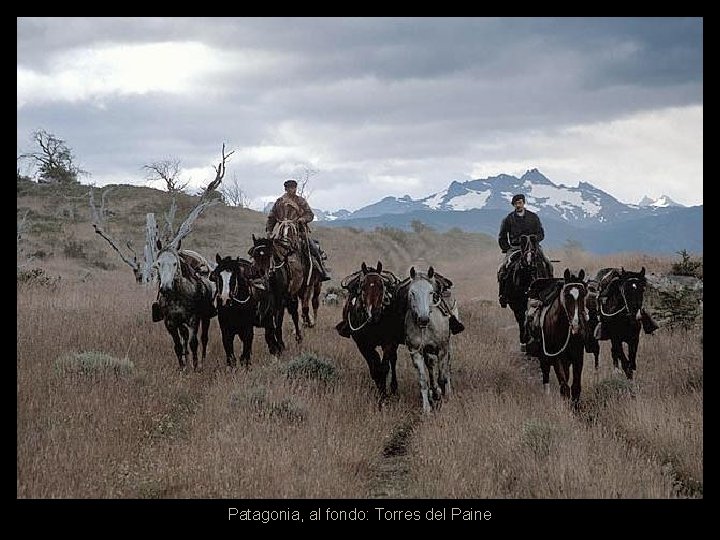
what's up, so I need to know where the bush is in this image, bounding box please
[284,353,338,383]
[54,351,134,376]
[17,267,60,289]
[671,250,703,279]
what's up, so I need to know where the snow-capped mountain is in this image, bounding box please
[316,169,686,227]
[315,169,702,255]
[637,195,684,208]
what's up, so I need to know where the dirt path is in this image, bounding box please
[367,412,421,498]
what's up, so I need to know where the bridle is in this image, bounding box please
[539,281,587,357]
[599,277,644,318]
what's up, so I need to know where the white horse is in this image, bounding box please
[405,266,451,413]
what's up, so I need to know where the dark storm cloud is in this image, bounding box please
[17,17,703,208]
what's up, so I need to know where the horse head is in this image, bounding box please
[210,254,252,307]
[408,266,438,328]
[619,266,647,318]
[156,245,182,293]
[248,234,275,274]
[562,268,588,336]
[359,260,385,322]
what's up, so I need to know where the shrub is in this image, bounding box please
[670,250,703,279]
[284,353,338,383]
[54,351,134,376]
[17,267,60,289]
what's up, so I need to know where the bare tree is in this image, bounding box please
[219,172,250,208]
[143,158,190,193]
[294,165,319,199]
[18,129,86,184]
[91,144,234,283]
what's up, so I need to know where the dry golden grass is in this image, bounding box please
[17,183,702,499]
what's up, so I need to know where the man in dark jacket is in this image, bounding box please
[497,193,546,307]
[266,179,331,281]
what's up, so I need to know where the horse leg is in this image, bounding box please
[610,337,623,374]
[311,281,321,327]
[409,349,433,413]
[613,338,632,379]
[263,319,280,356]
[178,325,190,369]
[287,297,302,343]
[274,308,286,353]
[220,325,237,369]
[166,322,186,370]
[189,319,201,372]
[301,291,311,328]
[570,346,584,406]
[628,331,640,373]
[199,316,210,371]
[425,351,442,406]
[554,359,571,400]
[240,325,253,368]
[358,342,386,400]
[438,340,451,399]
[540,355,551,395]
[382,343,399,396]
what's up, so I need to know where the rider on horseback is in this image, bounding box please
[265,178,331,282]
[497,193,547,308]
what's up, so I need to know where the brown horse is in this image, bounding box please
[337,261,405,405]
[527,268,588,405]
[272,220,324,328]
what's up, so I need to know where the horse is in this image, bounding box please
[506,234,553,348]
[209,254,281,369]
[405,266,452,413]
[584,278,601,370]
[248,234,302,353]
[591,267,649,379]
[526,269,588,405]
[338,261,405,404]
[271,220,324,328]
[154,243,215,371]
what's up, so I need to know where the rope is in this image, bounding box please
[539,282,585,357]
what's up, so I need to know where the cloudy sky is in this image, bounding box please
[17,17,703,211]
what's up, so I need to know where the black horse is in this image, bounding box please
[336,261,407,404]
[506,234,553,348]
[589,267,649,379]
[209,254,280,369]
[248,235,302,354]
[526,268,589,405]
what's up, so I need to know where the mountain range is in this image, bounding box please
[311,169,702,255]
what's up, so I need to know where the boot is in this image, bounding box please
[335,320,351,338]
[641,309,659,334]
[151,301,163,322]
[316,257,332,282]
[449,315,465,335]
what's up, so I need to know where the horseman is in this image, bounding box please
[497,193,548,308]
[265,178,331,282]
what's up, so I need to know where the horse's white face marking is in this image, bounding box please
[219,270,232,305]
[157,251,179,291]
[409,277,434,321]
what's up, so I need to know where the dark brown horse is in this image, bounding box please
[527,268,588,405]
[507,234,553,348]
[337,261,406,404]
[248,234,302,353]
[591,267,649,379]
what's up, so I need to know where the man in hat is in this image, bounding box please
[497,193,546,308]
[266,178,331,281]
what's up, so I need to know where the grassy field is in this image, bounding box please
[17,181,702,500]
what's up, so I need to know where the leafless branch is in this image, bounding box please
[89,187,142,281]
[167,144,234,249]
[219,172,250,207]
